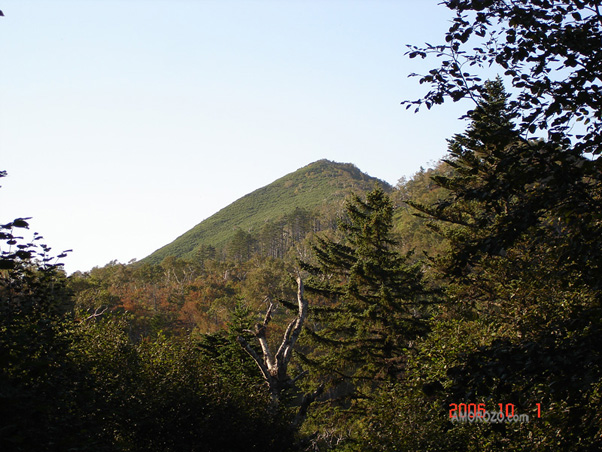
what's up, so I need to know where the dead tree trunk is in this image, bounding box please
[237,276,323,424]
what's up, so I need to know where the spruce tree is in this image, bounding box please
[412,78,525,274]
[413,78,601,293]
[397,79,602,450]
[300,186,427,385]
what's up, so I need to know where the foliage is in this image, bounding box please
[412,77,602,301]
[0,182,80,450]
[3,262,297,451]
[404,0,602,159]
[393,163,453,259]
[0,170,299,451]
[196,298,266,390]
[360,73,602,449]
[70,315,297,452]
[69,255,299,337]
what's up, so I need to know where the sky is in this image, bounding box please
[0,0,472,274]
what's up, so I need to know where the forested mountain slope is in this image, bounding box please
[143,159,392,264]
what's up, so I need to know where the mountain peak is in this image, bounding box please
[142,160,391,264]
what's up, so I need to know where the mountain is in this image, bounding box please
[142,159,392,264]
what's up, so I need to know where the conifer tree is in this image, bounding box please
[395,79,602,451]
[411,78,524,273]
[413,78,601,292]
[300,186,427,385]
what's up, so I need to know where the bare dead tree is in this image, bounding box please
[237,276,323,426]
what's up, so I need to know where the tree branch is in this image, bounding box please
[293,383,324,428]
[256,300,275,369]
[275,277,307,373]
[82,306,107,322]
[237,335,272,383]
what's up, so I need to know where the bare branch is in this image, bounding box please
[83,306,107,322]
[254,300,275,369]
[282,277,308,364]
[237,335,272,382]
[261,297,273,326]
[291,369,309,384]
[274,320,296,368]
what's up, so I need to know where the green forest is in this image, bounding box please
[2,1,602,450]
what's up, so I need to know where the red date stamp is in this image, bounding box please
[449,403,540,423]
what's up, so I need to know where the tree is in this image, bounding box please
[402,0,602,307]
[1,170,300,451]
[291,187,430,449]
[0,172,91,450]
[395,76,602,449]
[404,0,602,159]
[237,276,324,428]
[376,3,602,445]
[301,187,428,385]
[409,66,601,299]
[228,229,256,262]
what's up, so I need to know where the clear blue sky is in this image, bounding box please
[1,0,471,274]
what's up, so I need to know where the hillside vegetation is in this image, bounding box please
[143,159,391,264]
[4,1,602,449]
